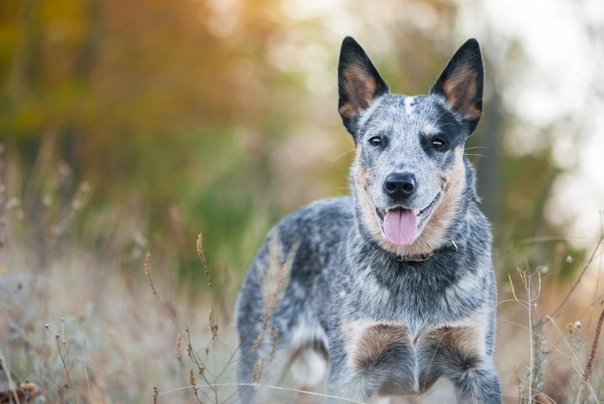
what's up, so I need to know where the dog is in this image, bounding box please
[235,37,501,404]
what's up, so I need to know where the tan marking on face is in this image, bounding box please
[441,64,481,121]
[341,64,378,117]
[353,146,387,245]
[341,318,411,370]
[415,146,466,250]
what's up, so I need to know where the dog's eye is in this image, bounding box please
[368,136,382,146]
[431,137,445,149]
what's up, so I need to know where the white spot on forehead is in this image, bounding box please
[424,122,436,134]
[404,96,416,115]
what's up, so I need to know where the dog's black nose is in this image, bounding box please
[384,173,416,200]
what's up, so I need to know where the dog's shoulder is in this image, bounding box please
[272,196,354,245]
[241,196,354,285]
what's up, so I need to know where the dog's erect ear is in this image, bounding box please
[430,39,484,134]
[338,37,389,137]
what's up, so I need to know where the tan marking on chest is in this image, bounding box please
[422,310,489,358]
[352,146,386,246]
[413,146,466,252]
[341,318,411,369]
[355,324,411,368]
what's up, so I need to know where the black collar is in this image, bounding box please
[390,239,459,263]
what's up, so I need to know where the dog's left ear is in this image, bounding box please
[430,39,484,134]
[338,37,390,137]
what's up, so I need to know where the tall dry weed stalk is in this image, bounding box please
[145,233,261,403]
[576,305,604,403]
[247,232,296,386]
[510,267,547,402]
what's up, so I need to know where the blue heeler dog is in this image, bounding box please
[235,37,501,403]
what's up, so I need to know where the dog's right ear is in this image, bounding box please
[338,37,389,138]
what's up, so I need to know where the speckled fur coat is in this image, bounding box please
[235,37,501,404]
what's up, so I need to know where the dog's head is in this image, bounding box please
[338,37,483,257]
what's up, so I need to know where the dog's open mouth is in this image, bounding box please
[376,192,441,246]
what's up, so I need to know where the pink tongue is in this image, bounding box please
[383,208,418,246]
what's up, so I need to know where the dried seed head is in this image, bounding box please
[573,320,581,329]
[566,255,573,264]
[197,233,213,290]
[153,386,159,404]
[270,328,279,362]
[176,334,183,368]
[189,368,199,398]
[209,310,217,338]
[249,332,263,353]
[538,266,548,275]
[252,360,264,383]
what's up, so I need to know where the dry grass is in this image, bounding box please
[0,144,603,403]
[499,225,604,404]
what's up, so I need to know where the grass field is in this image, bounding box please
[1,150,603,404]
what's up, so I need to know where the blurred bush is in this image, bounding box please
[0,0,592,284]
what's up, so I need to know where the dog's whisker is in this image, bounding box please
[331,148,356,162]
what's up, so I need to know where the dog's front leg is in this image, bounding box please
[325,340,377,404]
[448,359,501,404]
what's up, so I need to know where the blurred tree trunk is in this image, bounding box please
[474,57,502,225]
[8,0,36,103]
[64,0,103,166]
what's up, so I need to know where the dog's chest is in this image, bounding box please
[340,314,487,394]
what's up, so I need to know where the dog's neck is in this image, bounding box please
[388,237,460,262]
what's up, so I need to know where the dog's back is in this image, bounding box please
[235,197,352,398]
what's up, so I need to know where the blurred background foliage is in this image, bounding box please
[1,0,601,291]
